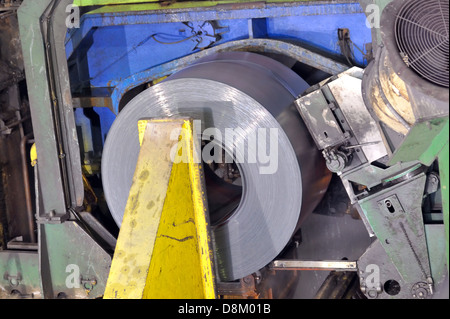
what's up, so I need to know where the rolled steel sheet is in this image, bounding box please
[102,52,331,280]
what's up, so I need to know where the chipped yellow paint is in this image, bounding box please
[152,76,168,86]
[30,143,37,167]
[104,119,216,299]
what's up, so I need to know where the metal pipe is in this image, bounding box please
[20,133,36,243]
[0,115,31,134]
[270,260,358,272]
[314,271,358,299]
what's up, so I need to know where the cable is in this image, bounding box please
[150,33,198,45]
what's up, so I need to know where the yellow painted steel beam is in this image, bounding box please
[104,118,216,299]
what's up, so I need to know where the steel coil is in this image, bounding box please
[102,52,331,280]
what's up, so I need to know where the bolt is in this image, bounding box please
[9,277,19,287]
[56,292,67,299]
[367,290,378,298]
[427,277,434,295]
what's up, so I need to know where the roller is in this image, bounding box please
[102,52,331,281]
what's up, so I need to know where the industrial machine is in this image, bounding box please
[0,0,448,299]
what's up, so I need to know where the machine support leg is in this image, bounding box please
[104,119,216,299]
[438,143,449,271]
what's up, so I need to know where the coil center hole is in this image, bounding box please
[201,140,243,227]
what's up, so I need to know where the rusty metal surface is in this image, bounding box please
[0,61,23,92]
[314,270,360,299]
[217,275,259,299]
[0,6,35,247]
[19,133,35,243]
[111,38,349,114]
[72,96,114,113]
[0,130,32,242]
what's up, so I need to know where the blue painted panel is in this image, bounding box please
[74,14,370,89]
[68,2,372,156]
[67,2,370,91]
[81,20,249,88]
[266,14,370,64]
[93,107,116,144]
[74,107,116,162]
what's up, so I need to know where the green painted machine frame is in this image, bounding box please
[0,0,447,299]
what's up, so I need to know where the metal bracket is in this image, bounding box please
[18,0,84,220]
[357,223,447,299]
[359,173,433,288]
[295,89,349,151]
[295,68,388,175]
[3,272,22,287]
[216,275,258,298]
[38,220,111,299]
[269,260,358,272]
[80,276,97,294]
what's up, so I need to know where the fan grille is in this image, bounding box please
[395,0,449,87]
